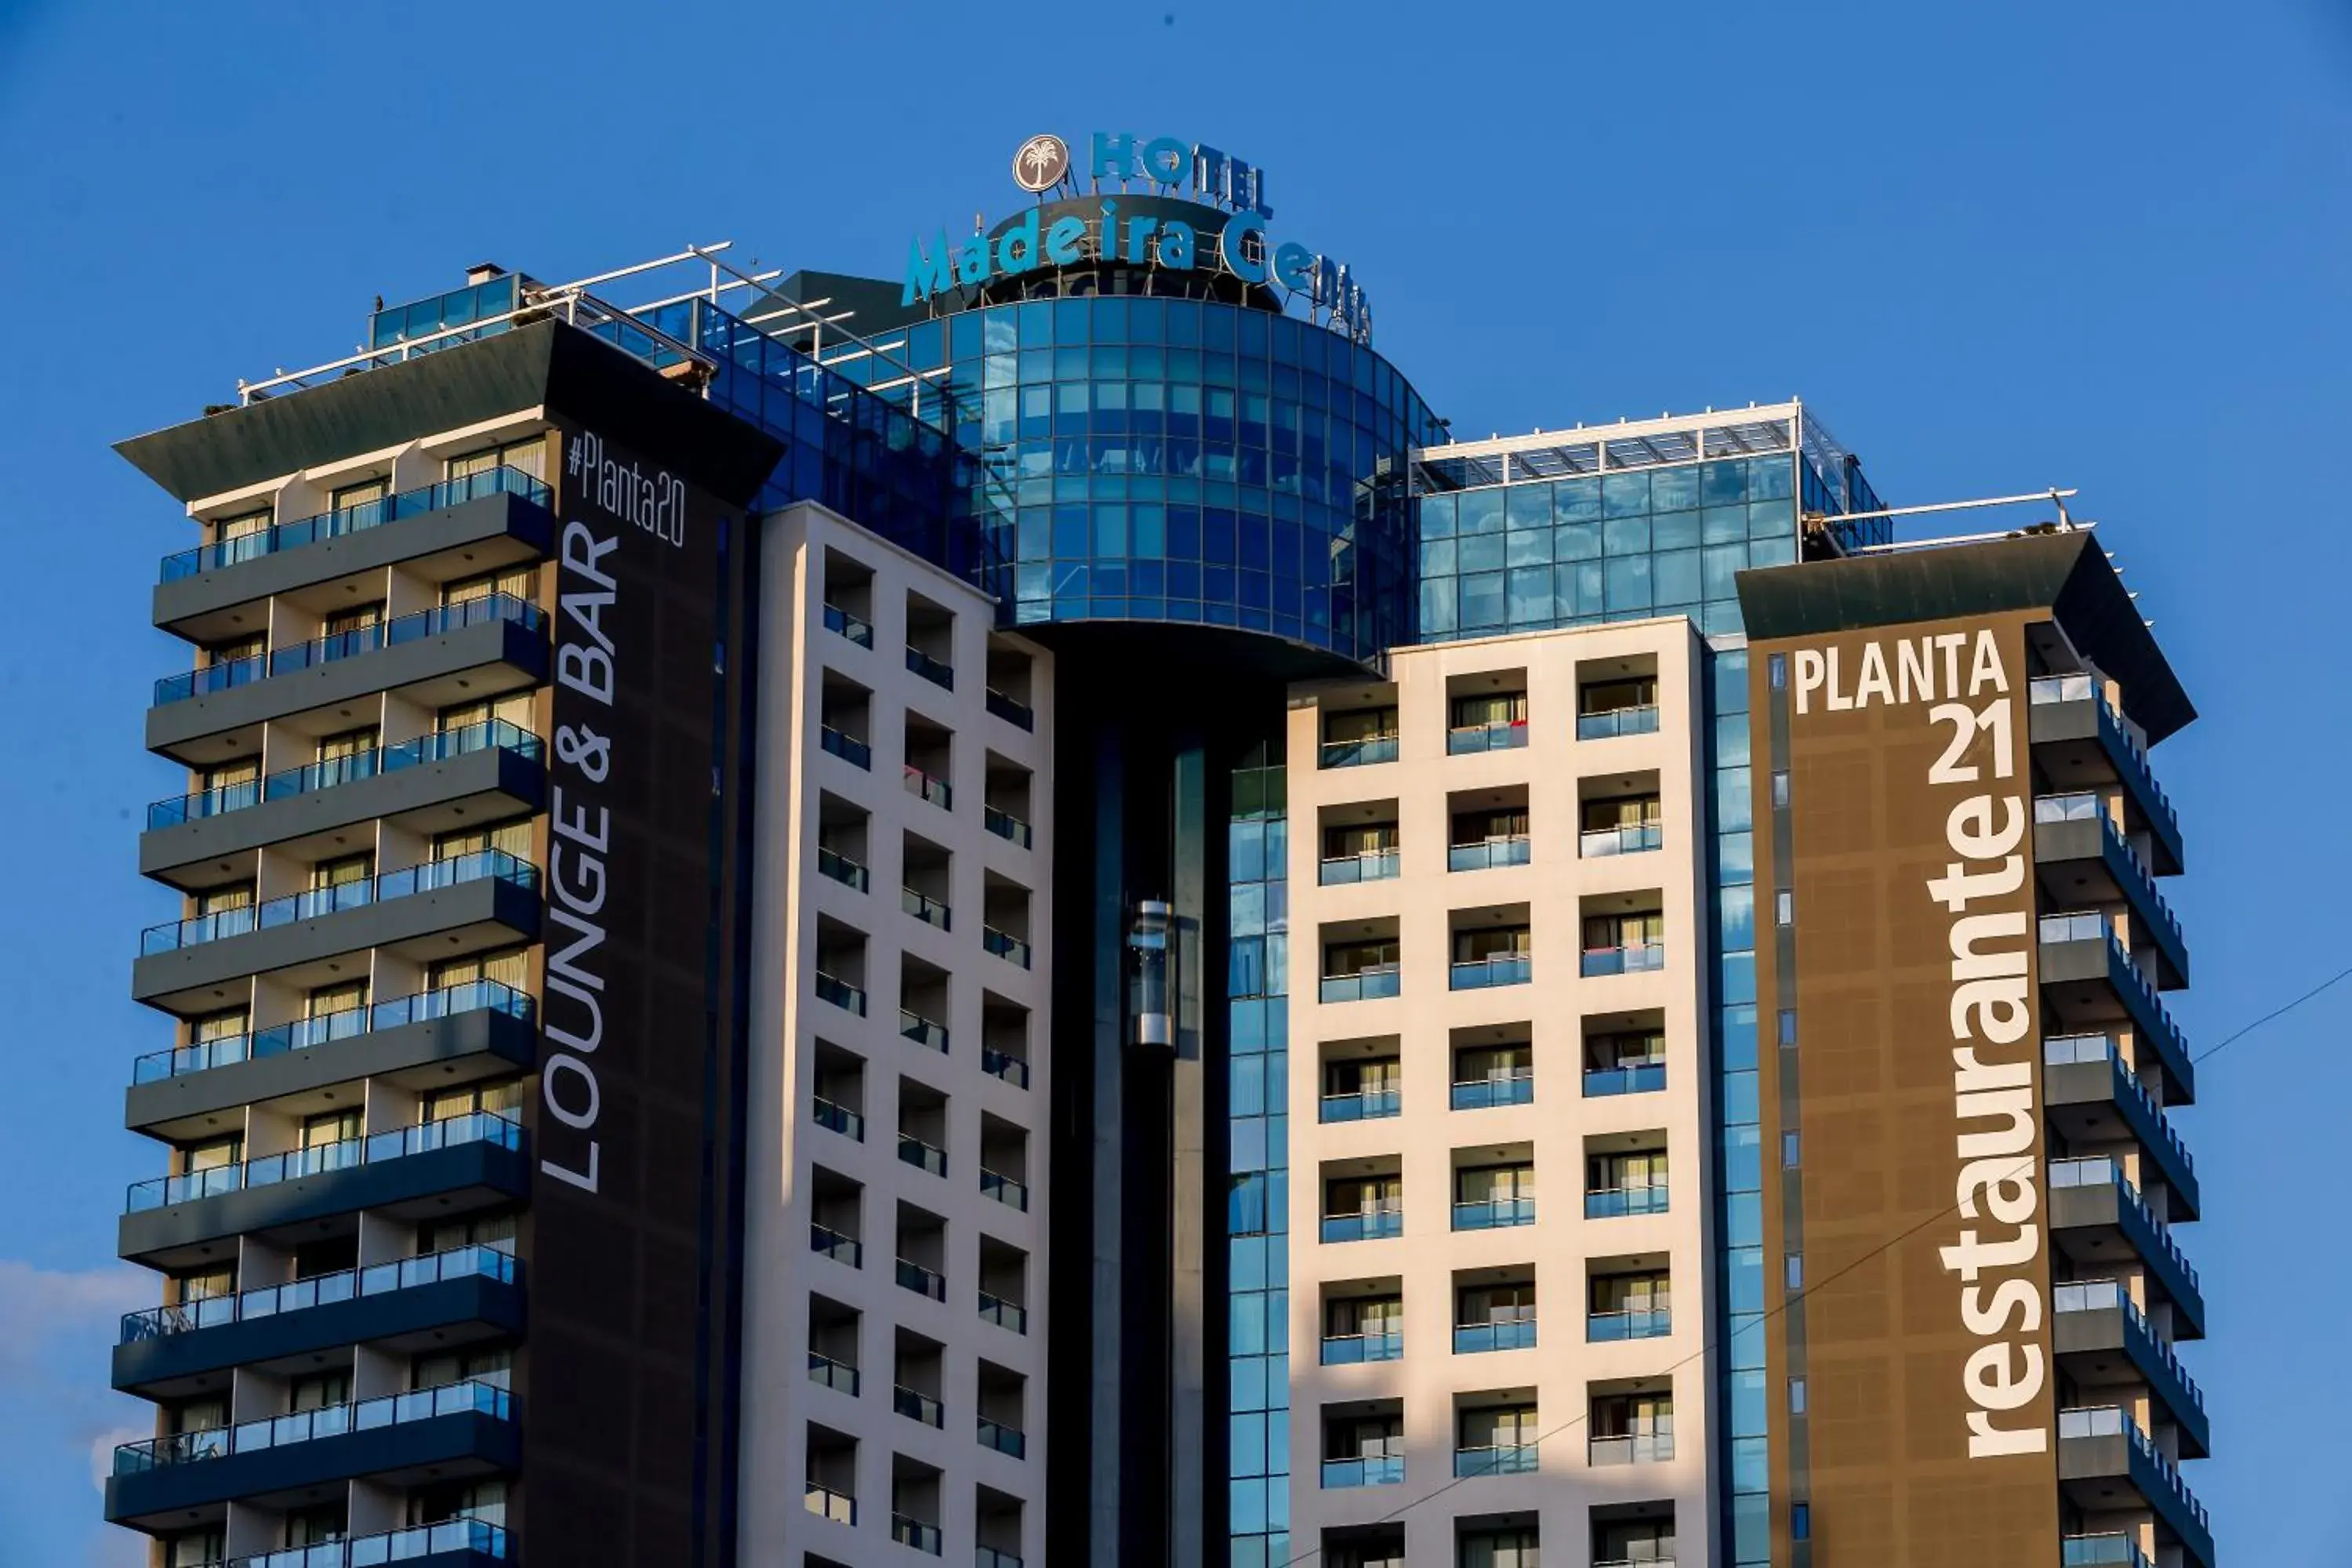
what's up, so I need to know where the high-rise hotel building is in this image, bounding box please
[103,130,2209,1568]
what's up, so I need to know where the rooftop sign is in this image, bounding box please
[902,130,1370,343]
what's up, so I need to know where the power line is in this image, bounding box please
[1270,961,2351,1565]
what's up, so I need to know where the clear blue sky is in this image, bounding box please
[2,1,2345,1560]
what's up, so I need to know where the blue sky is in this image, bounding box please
[1,0,2346,1559]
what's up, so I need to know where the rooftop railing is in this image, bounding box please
[140,849,539,956]
[161,466,548,583]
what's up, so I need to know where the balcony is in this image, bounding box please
[905,764,953,811]
[2038,920,2195,1102]
[808,1352,860,1396]
[1453,1443,1537,1477]
[822,603,873,648]
[1588,1432,1673,1465]
[2032,795,2189,987]
[154,468,552,631]
[980,1168,1029,1211]
[143,720,546,884]
[1319,849,1400,885]
[1320,1087,1402,1123]
[1581,822,1662,858]
[1583,1062,1665,1098]
[901,1009,949,1051]
[2055,1406,2213,1568]
[892,1515,945,1555]
[983,804,1033,848]
[1320,1207,1404,1243]
[897,1258,948,1302]
[977,1415,1026,1458]
[815,971,867,1016]
[820,725,873,770]
[978,1291,1029,1334]
[1320,734,1399,769]
[1585,1185,1669,1220]
[898,1134,948,1178]
[981,1046,1029,1087]
[804,1482,857,1526]
[894,1385,946,1428]
[1452,1072,1533,1111]
[114,1243,521,1399]
[2063,1534,2155,1568]
[1447,719,1528,755]
[2052,1280,2209,1457]
[148,595,547,757]
[106,1378,517,1527]
[986,687,1035,731]
[817,846,869,892]
[132,851,542,1010]
[982,927,1033,968]
[120,1112,528,1270]
[2048,1157,2205,1338]
[1581,942,1665,978]
[1453,1319,1536,1354]
[128,979,535,1133]
[1320,1454,1404,1488]
[1451,954,1531,990]
[811,1223,863,1268]
[1448,837,1530,873]
[978,1547,1024,1568]
[2042,1034,2198,1218]
[1452,1195,1537,1231]
[242,1519,515,1566]
[906,644,955,690]
[1319,967,1399,1004]
[2028,674,2183,877]
[903,887,953,931]
[1320,1330,1405,1366]
[1577,706,1659,741]
[1587,1308,1671,1342]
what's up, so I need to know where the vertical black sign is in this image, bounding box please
[521,422,742,1566]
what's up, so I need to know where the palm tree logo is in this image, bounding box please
[1013,134,1069,194]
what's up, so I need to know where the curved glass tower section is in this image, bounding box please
[837,295,1441,667]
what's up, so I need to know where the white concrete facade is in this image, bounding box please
[1284,617,1719,1568]
[741,503,1053,1566]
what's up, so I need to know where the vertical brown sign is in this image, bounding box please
[1751,612,2059,1563]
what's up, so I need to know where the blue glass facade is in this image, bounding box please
[833,298,1441,666]
[1225,742,1290,1568]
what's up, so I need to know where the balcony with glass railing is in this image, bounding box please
[2049,1157,2203,1333]
[2028,673,2183,875]
[1447,718,1529,755]
[139,850,539,957]
[120,1243,516,1346]
[898,1134,947,1178]
[892,1515,945,1554]
[804,1482,856,1525]
[2042,1033,2197,1215]
[822,603,873,648]
[1452,1194,1536,1231]
[983,804,1032,847]
[1587,1307,1671,1342]
[1585,1185,1669,1220]
[1320,1084,1402,1123]
[125,1111,523,1214]
[977,1546,1024,1568]
[902,887,952,931]
[1453,1318,1536,1354]
[1320,1205,1404,1243]
[1587,1432,1673,1465]
[817,846,869,892]
[1453,1443,1538,1477]
[815,971,866,1016]
[2061,1534,2154,1568]
[2052,1279,2207,1453]
[203,1519,515,1567]
[819,725,872,769]
[810,1223,862,1267]
[154,594,544,707]
[985,687,1035,731]
[1451,1069,1533,1111]
[982,1046,1029,1087]
[808,1349,860,1396]
[906,644,955,690]
[1584,1061,1666,1098]
[1581,822,1662,858]
[1448,836,1530,873]
[112,1377,512,1477]
[133,978,535,1087]
[1320,1328,1405,1365]
[980,1168,1029,1211]
[1319,848,1400,885]
[978,1291,1028,1334]
[150,719,544,834]
[894,1385,946,1428]
[1450,953,1532,990]
[1319,732,1399,769]
[159,467,550,584]
[977,1415,1026,1458]
[1319,964,1400,1004]
[897,1258,948,1302]
[1581,942,1665,978]
[1577,704,1659,741]
[2055,1405,2210,1563]
[1320,1454,1404,1488]
[901,1009,948,1051]
[905,764,953,810]
[2034,794,2189,985]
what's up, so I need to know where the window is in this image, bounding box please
[1782,1132,1801,1168]
[330,477,387,515]
[307,981,367,1027]
[185,1134,241,1174]
[1584,911,1664,950]
[288,1372,349,1414]
[411,1478,509,1529]
[430,948,529,992]
[301,1109,360,1150]
[414,1345,511,1391]
[424,1080,522,1123]
[318,727,377,762]
[419,1210,517,1254]
[171,1397,228,1435]
[206,633,264,668]
[1591,1271,1670,1316]
[1324,822,1398,858]
[1460,1403,1537,1450]
[1453,808,1527,844]
[1325,1295,1402,1338]
[1453,927,1530,963]
[1771,770,1791,808]
[322,602,383,641]
[1324,1174,1402,1216]
[198,757,260,797]
[442,565,537,606]
[195,883,254,919]
[1324,1058,1401,1098]
[1591,1149,1668,1191]
[434,818,532,861]
[1581,795,1662,831]
[1324,938,1399,977]
[1326,706,1399,742]
[1580,676,1656,714]
[165,1529,225,1568]
[1456,1165,1535,1204]
[1778,1008,1798,1048]
[191,1009,247,1046]
[1791,1502,1812,1541]
[1451,691,1526,728]
[1775,889,1795,926]
[1786,1253,1805,1290]
[446,437,546,482]
[1457,1280,1536,1327]
[1789,1377,1808,1414]
[313,853,373,889]
[174,1265,235,1305]
[439,692,536,732]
